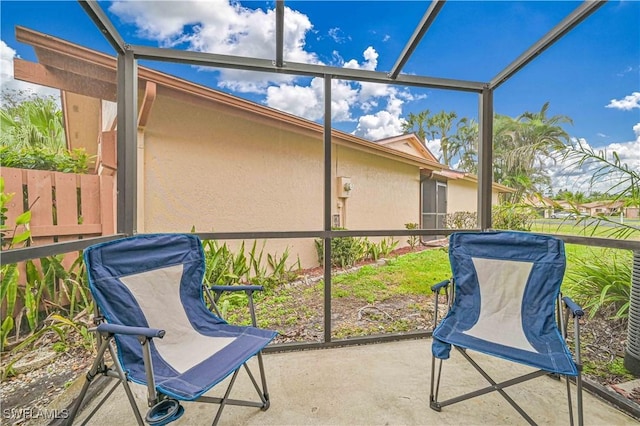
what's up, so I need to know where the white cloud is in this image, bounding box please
[109,1,422,141]
[328,27,349,44]
[353,94,406,140]
[0,40,59,104]
[605,92,640,111]
[426,139,442,162]
[109,0,320,93]
[344,46,377,71]
[266,46,418,140]
[265,77,357,122]
[616,65,637,77]
[0,41,16,81]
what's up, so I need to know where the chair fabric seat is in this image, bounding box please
[432,231,578,376]
[132,325,276,400]
[85,234,277,401]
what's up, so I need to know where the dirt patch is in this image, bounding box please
[1,342,92,425]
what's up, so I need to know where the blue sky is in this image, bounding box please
[1,1,639,193]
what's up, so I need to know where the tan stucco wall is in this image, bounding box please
[334,145,420,231]
[140,93,420,268]
[447,179,500,214]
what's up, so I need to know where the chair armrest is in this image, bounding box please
[431,279,450,293]
[211,285,264,294]
[96,323,165,339]
[562,296,584,318]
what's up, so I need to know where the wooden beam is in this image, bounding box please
[137,81,157,129]
[34,48,117,84]
[14,59,117,101]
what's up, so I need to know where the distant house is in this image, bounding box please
[531,198,639,220]
[581,200,638,219]
[13,26,513,267]
[524,195,556,218]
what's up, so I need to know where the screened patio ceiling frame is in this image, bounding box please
[78,0,607,345]
[4,0,621,344]
[78,0,606,236]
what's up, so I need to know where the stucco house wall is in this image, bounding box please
[140,91,420,268]
[446,178,499,214]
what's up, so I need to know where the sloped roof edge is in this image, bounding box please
[374,133,439,163]
[15,26,514,194]
[15,26,444,171]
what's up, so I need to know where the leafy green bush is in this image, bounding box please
[2,181,94,355]
[1,90,90,173]
[316,230,400,268]
[492,203,537,231]
[315,228,367,268]
[564,249,632,320]
[200,237,300,289]
[405,222,420,249]
[445,211,477,229]
[0,145,90,173]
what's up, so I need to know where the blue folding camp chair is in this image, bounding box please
[66,234,277,425]
[430,231,584,425]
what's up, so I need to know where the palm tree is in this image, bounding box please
[493,102,572,201]
[427,110,457,166]
[449,117,478,173]
[402,110,431,144]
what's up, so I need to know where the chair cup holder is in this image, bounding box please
[145,399,184,425]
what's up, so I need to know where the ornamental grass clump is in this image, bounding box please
[564,249,632,321]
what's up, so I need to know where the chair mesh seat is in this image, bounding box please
[432,231,578,376]
[85,234,277,400]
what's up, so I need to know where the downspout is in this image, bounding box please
[136,81,157,233]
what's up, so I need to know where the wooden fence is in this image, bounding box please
[1,167,115,246]
[1,167,115,318]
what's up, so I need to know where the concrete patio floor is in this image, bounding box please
[75,338,637,425]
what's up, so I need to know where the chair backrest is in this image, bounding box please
[434,231,576,375]
[84,234,224,374]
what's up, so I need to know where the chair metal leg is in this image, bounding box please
[212,369,240,426]
[108,342,145,425]
[66,337,112,424]
[573,315,584,426]
[429,356,443,411]
[243,356,270,408]
[565,375,574,426]
[77,381,122,426]
[435,347,547,425]
[65,337,144,426]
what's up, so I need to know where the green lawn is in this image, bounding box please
[531,220,640,240]
[331,249,451,301]
[222,222,635,342]
[223,247,451,341]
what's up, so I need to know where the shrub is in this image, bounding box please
[405,222,420,249]
[492,203,537,231]
[315,228,367,268]
[564,249,632,320]
[445,211,477,229]
[362,237,398,262]
[0,145,90,173]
